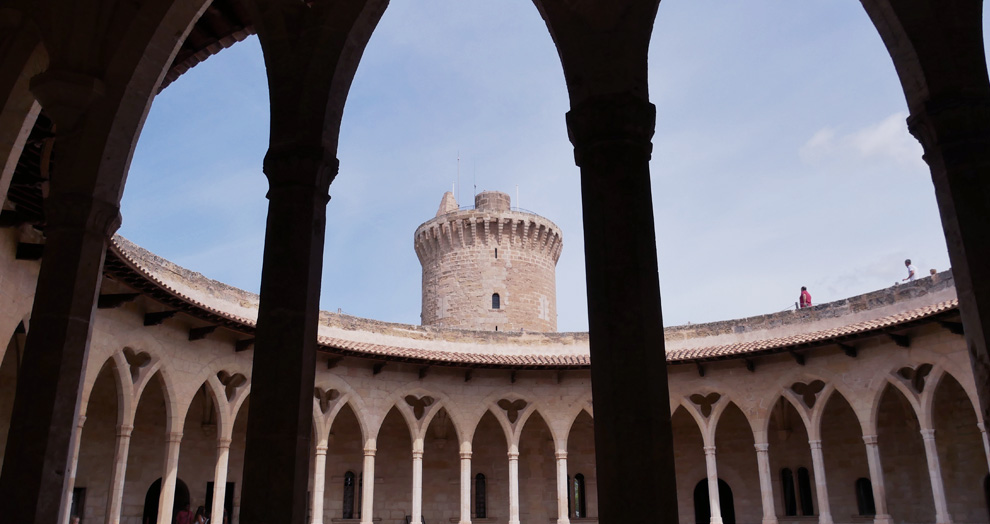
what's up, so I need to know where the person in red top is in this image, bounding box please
[799,286,812,308]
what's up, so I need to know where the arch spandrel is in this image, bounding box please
[531,0,659,105]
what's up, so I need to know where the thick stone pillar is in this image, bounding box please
[212,437,233,524]
[61,415,86,524]
[411,442,424,524]
[240,147,336,524]
[906,93,990,431]
[0,181,120,524]
[105,424,134,524]
[459,449,472,524]
[361,445,376,524]
[507,449,520,524]
[703,446,723,524]
[566,92,677,524]
[555,451,570,524]
[754,443,778,524]
[920,429,952,524]
[157,431,183,524]
[808,440,832,524]
[861,435,893,524]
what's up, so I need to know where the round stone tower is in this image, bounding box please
[414,191,563,332]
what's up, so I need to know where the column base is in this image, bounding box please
[818,514,834,524]
[872,515,893,524]
[762,518,778,524]
[557,519,571,524]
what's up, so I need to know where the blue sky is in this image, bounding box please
[122,1,988,332]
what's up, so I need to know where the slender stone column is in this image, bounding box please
[566,94,678,524]
[212,437,233,524]
[412,442,424,524]
[105,424,134,524]
[555,451,570,524]
[808,440,833,524]
[508,450,520,524]
[978,422,990,474]
[157,431,183,524]
[459,449,472,524]
[861,435,893,524]
[754,443,778,524]
[240,147,336,524]
[61,415,86,524]
[361,445,376,524]
[703,446,723,524]
[920,429,952,524]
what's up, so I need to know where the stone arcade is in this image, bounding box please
[1,2,990,524]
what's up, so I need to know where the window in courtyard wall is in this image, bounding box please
[343,471,356,518]
[797,467,815,516]
[855,478,875,516]
[492,293,500,309]
[573,473,586,518]
[357,473,363,519]
[780,468,796,516]
[475,473,487,518]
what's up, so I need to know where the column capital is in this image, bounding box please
[920,428,936,440]
[412,450,424,459]
[218,437,233,449]
[363,446,377,457]
[754,443,769,453]
[460,451,472,460]
[862,435,879,446]
[555,451,568,460]
[507,451,520,460]
[808,440,822,450]
[28,69,105,133]
[906,93,990,156]
[703,445,717,456]
[116,424,134,437]
[167,431,183,444]
[76,415,87,429]
[565,93,656,167]
[44,191,121,236]
[263,144,339,196]
[978,421,987,433]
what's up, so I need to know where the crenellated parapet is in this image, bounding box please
[414,191,563,332]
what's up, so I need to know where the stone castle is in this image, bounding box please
[415,191,562,332]
[2,3,989,524]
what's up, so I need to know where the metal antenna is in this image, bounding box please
[456,151,460,205]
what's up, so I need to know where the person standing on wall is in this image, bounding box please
[903,259,917,282]
[799,287,812,308]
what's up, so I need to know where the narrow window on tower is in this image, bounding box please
[495,248,498,259]
[492,293,500,309]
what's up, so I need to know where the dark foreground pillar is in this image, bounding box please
[909,95,990,425]
[567,93,678,524]
[0,190,120,523]
[240,146,335,524]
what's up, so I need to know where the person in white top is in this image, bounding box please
[903,259,917,282]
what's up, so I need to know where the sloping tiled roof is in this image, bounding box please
[104,237,960,369]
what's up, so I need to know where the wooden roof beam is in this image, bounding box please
[188,325,217,341]
[98,293,140,309]
[144,310,177,326]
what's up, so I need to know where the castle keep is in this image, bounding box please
[415,191,562,332]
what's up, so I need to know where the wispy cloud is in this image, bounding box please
[799,112,924,167]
